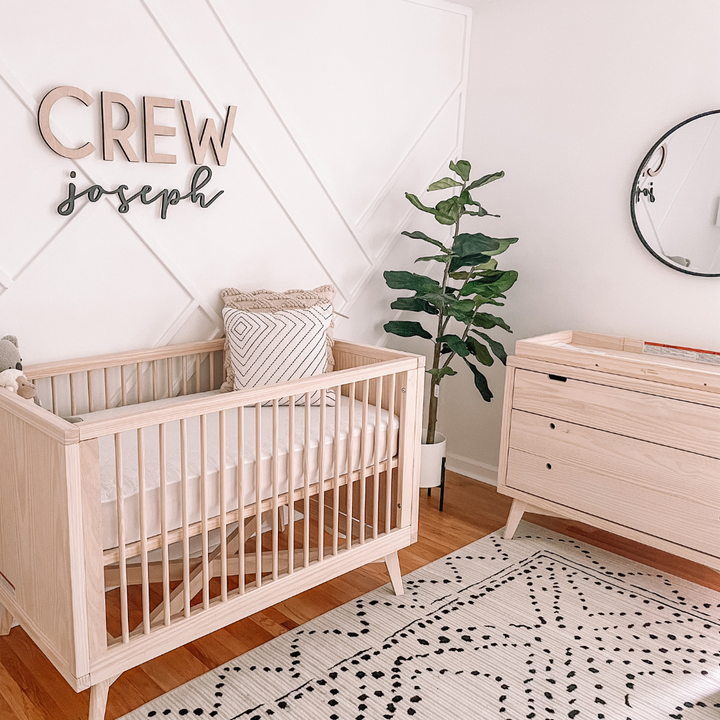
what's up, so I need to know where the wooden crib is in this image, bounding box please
[0,338,424,719]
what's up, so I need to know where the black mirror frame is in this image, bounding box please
[630,109,720,277]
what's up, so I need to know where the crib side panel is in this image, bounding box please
[0,395,89,688]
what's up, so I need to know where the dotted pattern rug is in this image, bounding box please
[120,522,720,720]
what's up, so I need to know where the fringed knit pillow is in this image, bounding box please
[220,285,336,393]
[222,303,335,406]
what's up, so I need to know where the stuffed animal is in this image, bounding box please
[0,336,38,403]
[0,335,23,373]
[0,368,37,401]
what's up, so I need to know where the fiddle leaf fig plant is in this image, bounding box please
[383,159,518,445]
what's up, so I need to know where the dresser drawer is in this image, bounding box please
[513,368,720,457]
[506,410,720,557]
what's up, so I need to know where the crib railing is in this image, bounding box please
[21,341,423,682]
[26,339,225,417]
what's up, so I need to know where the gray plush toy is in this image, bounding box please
[0,335,38,403]
[0,335,23,373]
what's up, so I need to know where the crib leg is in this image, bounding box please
[0,602,13,636]
[88,679,111,720]
[384,551,404,596]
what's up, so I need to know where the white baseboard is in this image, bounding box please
[445,453,498,486]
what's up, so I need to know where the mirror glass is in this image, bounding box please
[631,110,720,276]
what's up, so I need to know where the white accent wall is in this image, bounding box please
[441,0,720,483]
[0,0,470,363]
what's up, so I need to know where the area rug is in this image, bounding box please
[121,522,720,719]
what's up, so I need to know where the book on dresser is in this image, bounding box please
[497,330,720,572]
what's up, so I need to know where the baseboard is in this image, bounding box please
[445,453,498,486]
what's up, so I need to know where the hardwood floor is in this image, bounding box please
[1,472,719,719]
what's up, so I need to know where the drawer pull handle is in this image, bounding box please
[550,423,556,430]
[548,374,567,382]
[546,463,552,470]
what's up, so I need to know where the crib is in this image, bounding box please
[0,338,424,719]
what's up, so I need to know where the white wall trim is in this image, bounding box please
[445,451,497,485]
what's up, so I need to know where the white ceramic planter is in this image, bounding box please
[419,432,447,489]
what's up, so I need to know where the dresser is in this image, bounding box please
[497,330,720,571]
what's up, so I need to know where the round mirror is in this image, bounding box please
[631,110,720,276]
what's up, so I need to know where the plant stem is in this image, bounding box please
[426,203,463,445]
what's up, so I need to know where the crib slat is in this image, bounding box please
[200,414,210,611]
[159,422,170,626]
[195,354,201,393]
[303,392,311,568]
[50,375,58,415]
[209,351,215,390]
[114,434,129,643]
[121,365,127,407]
[255,403,262,590]
[359,380,369,545]
[332,384,341,556]
[180,418,191,617]
[70,373,77,415]
[87,369,94,413]
[272,399,280,581]
[137,363,142,404]
[317,389,326,562]
[287,396,295,576]
[137,428,151,635]
[182,358,188,396]
[219,409,228,602]
[152,360,158,401]
[346,383,355,551]
[167,358,173,398]
[373,377,382,539]
[238,406,245,594]
[104,368,110,410]
[385,373,396,535]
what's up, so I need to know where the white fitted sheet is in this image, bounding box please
[80,394,399,551]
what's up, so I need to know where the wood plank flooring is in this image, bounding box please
[1,472,719,719]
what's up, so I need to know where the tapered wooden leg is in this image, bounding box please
[0,602,13,636]
[504,499,528,540]
[89,679,111,720]
[384,551,404,596]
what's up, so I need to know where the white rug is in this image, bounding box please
[121,522,720,719]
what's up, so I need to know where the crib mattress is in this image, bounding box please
[78,394,399,550]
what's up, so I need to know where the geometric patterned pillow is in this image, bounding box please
[220,285,336,392]
[222,303,335,406]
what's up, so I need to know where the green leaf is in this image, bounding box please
[428,177,463,191]
[419,292,453,313]
[450,160,471,182]
[434,197,462,225]
[446,299,475,322]
[465,336,494,366]
[472,313,512,332]
[415,254,452,264]
[438,334,469,357]
[427,366,457,381]
[384,270,441,294]
[401,230,450,252]
[464,359,493,401]
[390,297,439,315]
[449,253,493,273]
[453,232,502,257]
[383,320,432,340]
[472,331,508,364]
[483,237,519,257]
[463,208,500,218]
[405,193,437,215]
[459,270,518,297]
[466,171,504,192]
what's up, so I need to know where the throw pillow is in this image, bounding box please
[220,285,336,392]
[223,303,335,406]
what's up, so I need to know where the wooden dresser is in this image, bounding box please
[497,330,720,571]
